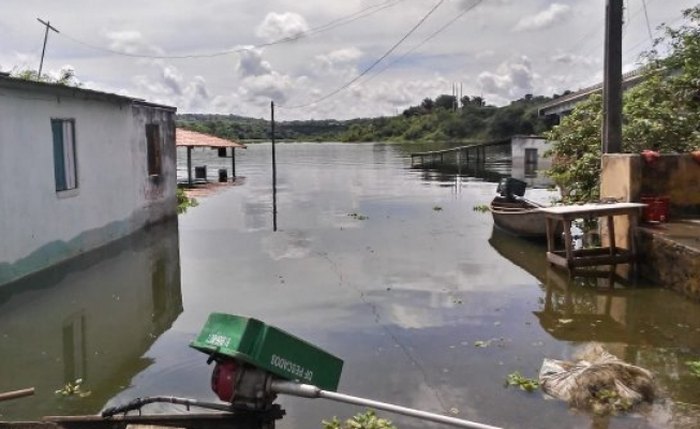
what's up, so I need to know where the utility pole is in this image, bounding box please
[602,0,623,153]
[271,101,277,232]
[37,18,59,78]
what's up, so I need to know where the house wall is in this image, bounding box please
[510,135,553,188]
[0,84,177,285]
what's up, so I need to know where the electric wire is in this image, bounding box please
[278,0,447,110]
[363,0,484,84]
[641,0,655,44]
[56,0,404,59]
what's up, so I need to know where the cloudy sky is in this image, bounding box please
[0,0,696,120]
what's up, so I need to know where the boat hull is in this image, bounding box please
[490,197,558,239]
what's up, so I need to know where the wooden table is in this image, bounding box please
[540,203,646,272]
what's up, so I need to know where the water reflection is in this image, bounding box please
[0,221,182,419]
[4,142,700,428]
[488,226,700,424]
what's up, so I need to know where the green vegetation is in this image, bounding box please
[177,93,559,143]
[472,204,490,213]
[11,66,81,87]
[177,113,358,142]
[547,5,700,203]
[177,187,199,214]
[505,371,540,392]
[686,360,700,377]
[323,410,397,429]
[55,378,91,398]
[589,388,633,415]
[348,212,369,221]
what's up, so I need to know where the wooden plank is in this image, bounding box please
[545,218,556,254]
[539,203,645,218]
[0,388,34,402]
[562,219,574,267]
[546,251,568,267]
[39,412,280,429]
[607,215,616,256]
[569,253,634,267]
[126,426,184,429]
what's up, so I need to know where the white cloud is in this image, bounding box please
[240,72,293,104]
[236,47,273,77]
[162,65,183,95]
[2,0,691,118]
[105,30,164,55]
[132,63,210,112]
[550,53,596,66]
[478,56,534,102]
[315,47,363,67]
[514,3,571,32]
[255,12,309,42]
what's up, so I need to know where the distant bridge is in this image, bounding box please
[538,68,646,119]
[410,138,511,165]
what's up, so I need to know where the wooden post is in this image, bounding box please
[602,0,623,153]
[36,19,59,77]
[231,147,236,179]
[607,215,616,255]
[187,146,192,187]
[0,388,34,402]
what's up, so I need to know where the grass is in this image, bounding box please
[505,371,540,392]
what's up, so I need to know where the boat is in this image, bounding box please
[490,195,555,239]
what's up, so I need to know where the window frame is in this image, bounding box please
[51,118,78,193]
[146,123,162,177]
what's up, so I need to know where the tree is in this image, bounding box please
[470,96,485,107]
[420,97,434,112]
[546,5,700,203]
[434,94,457,110]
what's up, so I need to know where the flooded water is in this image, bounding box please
[2,142,700,428]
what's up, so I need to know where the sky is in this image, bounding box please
[0,0,696,120]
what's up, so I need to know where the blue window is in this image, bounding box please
[51,119,78,191]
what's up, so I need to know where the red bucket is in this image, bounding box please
[641,196,670,223]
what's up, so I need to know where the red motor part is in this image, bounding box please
[211,360,238,402]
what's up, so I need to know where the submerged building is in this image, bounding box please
[0,74,177,285]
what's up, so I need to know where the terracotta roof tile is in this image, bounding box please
[176,128,246,148]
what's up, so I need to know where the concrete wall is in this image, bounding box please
[640,155,700,218]
[601,153,700,217]
[601,153,700,300]
[0,83,177,285]
[510,135,553,188]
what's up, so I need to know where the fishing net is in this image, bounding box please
[539,344,655,414]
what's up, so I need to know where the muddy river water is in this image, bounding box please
[1,142,699,428]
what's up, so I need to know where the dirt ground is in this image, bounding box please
[181,177,246,199]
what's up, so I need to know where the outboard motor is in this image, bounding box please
[496,177,527,200]
[105,313,501,429]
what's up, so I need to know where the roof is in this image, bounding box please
[176,128,246,149]
[0,74,176,112]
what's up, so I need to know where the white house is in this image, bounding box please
[510,135,553,188]
[0,74,177,285]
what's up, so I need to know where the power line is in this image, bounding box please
[363,0,484,84]
[279,0,447,110]
[56,0,404,60]
[640,0,655,44]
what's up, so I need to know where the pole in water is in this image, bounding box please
[36,18,59,77]
[271,381,501,429]
[271,100,277,232]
